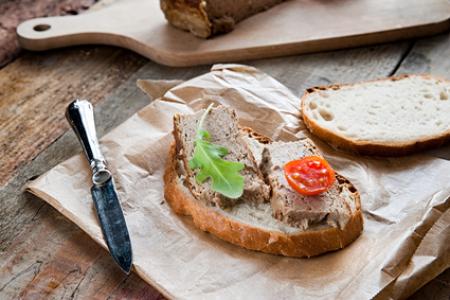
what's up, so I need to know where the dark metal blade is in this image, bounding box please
[91,178,132,273]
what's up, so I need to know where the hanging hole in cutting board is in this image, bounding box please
[33,24,51,32]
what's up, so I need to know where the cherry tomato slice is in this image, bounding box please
[284,156,335,196]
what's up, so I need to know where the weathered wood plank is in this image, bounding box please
[0,73,160,299]
[396,33,450,76]
[0,46,147,187]
[0,0,98,68]
[0,43,410,299]
[0,49,209,299]
[251,43,410,93]
[0,196,163,300]
[2,6,448,296]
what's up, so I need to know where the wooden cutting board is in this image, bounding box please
[17,0,450,67]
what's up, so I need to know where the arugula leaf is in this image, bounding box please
[188,104,245,199]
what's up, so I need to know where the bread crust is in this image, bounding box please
[301,74,450,156]
[160,0,212,38]
[164,141,364,257]
[160,0,286,38]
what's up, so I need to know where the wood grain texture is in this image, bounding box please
[397,33,450,78]
[0,0,98,68]
[0,42,411,299]
[0,46,147,187]
[0,7,449,299]
[0,45,211,299]
[16,0,450,66]
[0,196,164,300]
[0,65,164,299]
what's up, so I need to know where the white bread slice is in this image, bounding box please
[164,126,363,257]
[301,75,450,156]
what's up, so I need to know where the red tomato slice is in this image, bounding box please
[284,156,335,196]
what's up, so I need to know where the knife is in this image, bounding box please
[66,99,133,274]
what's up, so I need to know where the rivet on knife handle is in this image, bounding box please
[66,99,111,186]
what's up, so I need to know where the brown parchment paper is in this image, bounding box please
[27,64,450,300]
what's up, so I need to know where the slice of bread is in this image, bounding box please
[301,75,450,156]
[173,106,270,208]
[164,107,363,257]
[260,141,357,230]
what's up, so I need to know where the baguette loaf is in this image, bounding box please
[160,0,286,38]
[301,75,450,156]
[164,106,363,257]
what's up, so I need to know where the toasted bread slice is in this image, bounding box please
[165,119,363,257]
[301,74,450,156]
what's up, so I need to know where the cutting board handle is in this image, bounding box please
[17,14,109,51]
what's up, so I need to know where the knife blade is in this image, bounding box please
[66,99,132,274]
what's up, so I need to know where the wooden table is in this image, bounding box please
[0,1,449,299]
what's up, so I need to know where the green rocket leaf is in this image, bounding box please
[188,105,245,199]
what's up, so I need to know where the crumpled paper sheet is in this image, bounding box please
[27,64,450,299]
